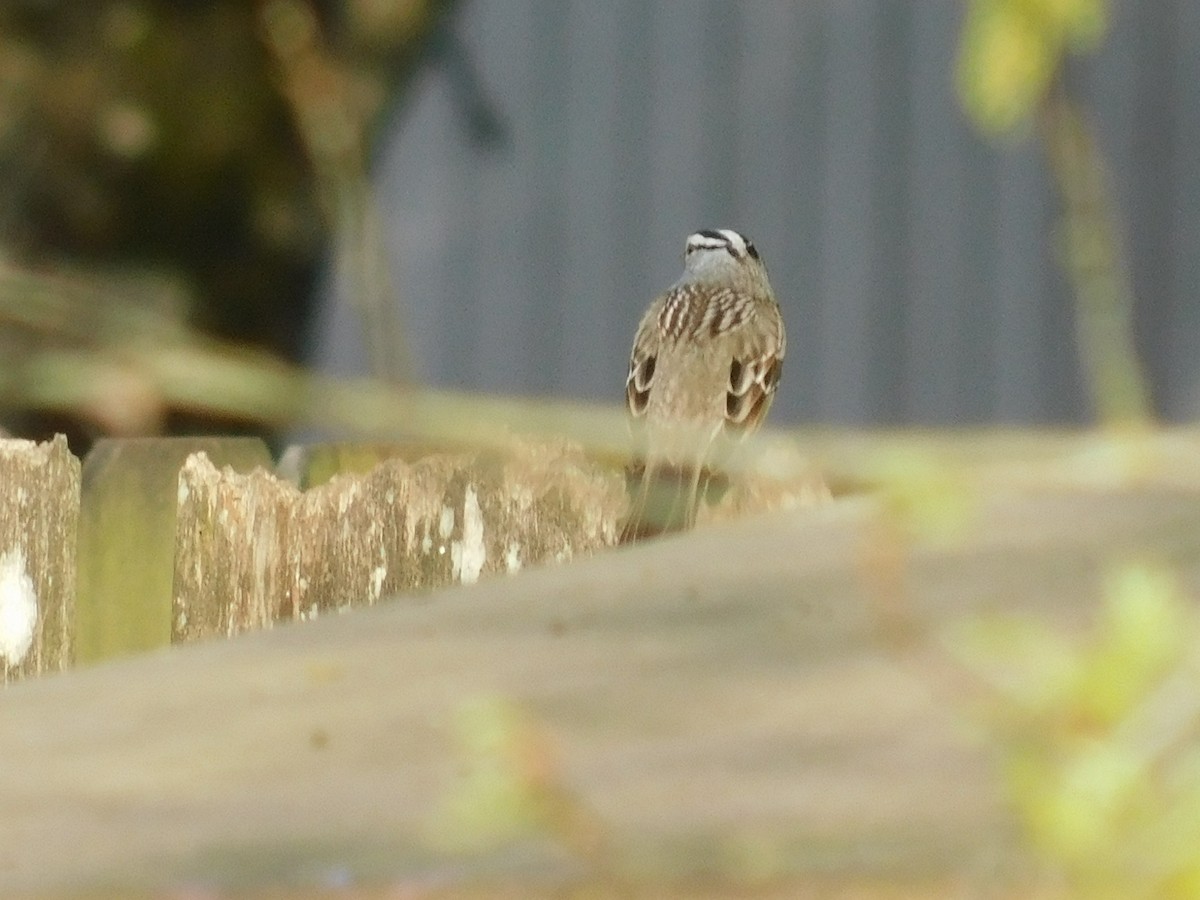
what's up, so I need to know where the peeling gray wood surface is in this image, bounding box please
[3,482,1199,894]
[173,441,625,641]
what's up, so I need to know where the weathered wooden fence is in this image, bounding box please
[9,435,619,673]
[2,428,1197,895]
[6,431,828,675]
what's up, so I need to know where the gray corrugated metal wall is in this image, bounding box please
[316,0,1200,425]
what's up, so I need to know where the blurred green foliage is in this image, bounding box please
[431,695,556,849]
[0,0,465,447]
[871,448,976,547]
[954,9,1185,889]
[957,0,1108,134]
[430,694,606,860]
[952,561,1200,895]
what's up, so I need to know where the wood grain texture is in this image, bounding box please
[174,440,625,641]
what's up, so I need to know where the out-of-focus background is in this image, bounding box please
[325,0,1198,426]
[0,0,1191,448]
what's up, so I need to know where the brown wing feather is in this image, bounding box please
[724,312,785,435]
[625,293,671,419]
[625,349,654,418]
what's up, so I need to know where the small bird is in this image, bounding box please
[622,229,786,540]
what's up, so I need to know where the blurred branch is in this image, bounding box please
[0,258,627,457]
[259,0,411,384]
[2,256,1191,493]
[425,12,507,148]
[5,257,1196,489]
[947,562,1200,892]
[957,0,1150,428]
[1038,79,1152,428]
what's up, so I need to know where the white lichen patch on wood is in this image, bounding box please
[505,542,522,573]
[438,505,455,540]
[368,564,387,602]
[0,547,37,666]
[451,485,487,585]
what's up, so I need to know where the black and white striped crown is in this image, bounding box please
[685,228,760,262]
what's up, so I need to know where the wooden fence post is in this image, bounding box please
[0,435,79,682]
[76,438,272,662]
[172,453,296,641]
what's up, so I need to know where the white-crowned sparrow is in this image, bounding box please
[623,228,785,539]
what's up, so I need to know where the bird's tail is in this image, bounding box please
[619,459,728,543]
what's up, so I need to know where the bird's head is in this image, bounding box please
[682,229,768,287]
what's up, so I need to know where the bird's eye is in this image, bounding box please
[744,241,759,261]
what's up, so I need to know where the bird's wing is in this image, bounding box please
[724,303,785,435]
[625,292,671,419]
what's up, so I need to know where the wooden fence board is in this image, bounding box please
[76,437,272,663]
[0,435,78,681]
[173,440,626,641]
